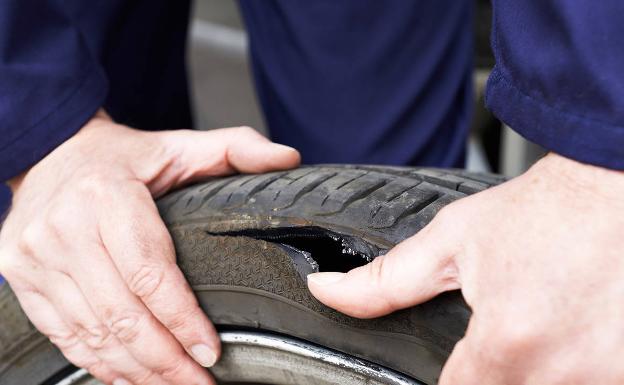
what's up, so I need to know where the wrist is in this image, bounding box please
[7,108,112,194]
[533,152,624,202]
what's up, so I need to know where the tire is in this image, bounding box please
[0,165,505,385]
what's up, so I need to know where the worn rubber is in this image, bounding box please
[0,165,505,385]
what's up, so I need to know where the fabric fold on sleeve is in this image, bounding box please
[0,0,109,182]
[486,1,624,170]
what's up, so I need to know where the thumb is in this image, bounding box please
[307,217,461,318]
[144,126,301,193]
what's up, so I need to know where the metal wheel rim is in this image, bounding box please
[54,330,424,385]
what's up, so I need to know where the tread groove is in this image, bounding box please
[275,173,339,210]
[335,172,367,190]
[315,179,389,216]
[392,193,440,226]
[451,172,504,185]
[239,174,260,187]
[192,178,239,211]
[368,183,422,220]
[286,169,316,185]
[244,173,286,203]
[384,183,421,203]
[159,190,186,215]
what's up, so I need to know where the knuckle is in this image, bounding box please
[75,174,108,197]
[19,223,46,254]
[368,255,391,290]
[107,312,143,344]
[84,361,109,377]
[133,371,160,385]
[48,329,81,350]
[57,342,100,369]
[41,210,70,237]
[75,324,113,350]
[163,305,199,333]
[0,249,22,277]
[154,355,188,379]
[488,321,541,359]
[68,355,101,373]
[127,264,166,298]
[0,251,8,273]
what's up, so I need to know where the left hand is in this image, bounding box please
[308,153,624,384]
[0,113,300,385]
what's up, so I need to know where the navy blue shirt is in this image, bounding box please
[0,0,193,184]
[238,0,473,167]
[486,1,624,169]
[1,0,623,205]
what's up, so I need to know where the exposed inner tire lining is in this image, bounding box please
[209,226,380,274]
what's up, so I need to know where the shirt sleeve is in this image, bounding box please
[0,0,108,182]
[485,1,624,170]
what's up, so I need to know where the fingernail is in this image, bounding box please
[307,272,345,285]
[113,378,132,385]
[191,344,218,367]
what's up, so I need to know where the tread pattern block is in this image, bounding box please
[158,166,502,245]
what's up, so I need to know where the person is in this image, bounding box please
[237,0,472,167]
[308,2,624,384]
[0,1,622,385]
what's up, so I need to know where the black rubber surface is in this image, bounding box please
[0,165,505,385]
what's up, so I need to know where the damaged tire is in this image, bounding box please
[0,165,505,385]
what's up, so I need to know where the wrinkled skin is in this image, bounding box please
[309,153,624,385]
[0,110,300,385]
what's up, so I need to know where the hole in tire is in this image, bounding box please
[207,226,378,273]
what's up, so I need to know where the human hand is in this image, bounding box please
[308,153,624,384]
[0,110,300,385]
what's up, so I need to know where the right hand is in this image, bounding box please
[0,110,300,385]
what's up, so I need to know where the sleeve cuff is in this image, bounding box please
[485,68,624,170]
[0,65,109,182]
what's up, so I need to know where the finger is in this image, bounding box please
[98,186,220,367]
[41,270,170,385]
[10,287,121,385]
[438,339,484,385]
[307,211,462,318]
[439,337,513,385]
[64,242,214,385]
[147,126,300,192]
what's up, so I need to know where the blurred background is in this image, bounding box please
[0,0,544,218]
